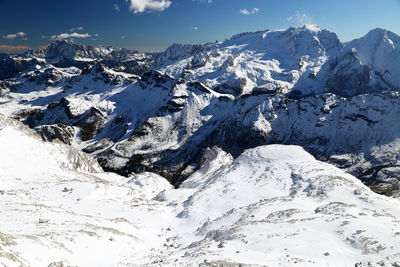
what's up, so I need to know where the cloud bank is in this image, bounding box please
[3,32,27,40]
[49,32,93,40]
[125,0,172,13]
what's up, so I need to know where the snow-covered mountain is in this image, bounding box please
[1,115,400,266]
[346,28,400,89]
[0,40,153,80]
[156,25,342,96]
[25,40,153,68]
[156,25,400,99]
[1,25,400,197]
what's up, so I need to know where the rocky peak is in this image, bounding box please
[155,43,205,66]
[284,25,342,56]
[25,40,84,60]
[346,28,400,89]
[359,28,395,44]
[347,28,399,61]
[81,62,106,74]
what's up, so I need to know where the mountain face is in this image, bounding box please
[1,117,400,266]
[1,25,400,197]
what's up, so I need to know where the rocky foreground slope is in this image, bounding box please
[1,115,400,266]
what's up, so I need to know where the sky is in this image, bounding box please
[1,0,400,53]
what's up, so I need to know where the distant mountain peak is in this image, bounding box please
[366,27,390,36]
[353,27,400,45]
[301,24,322,32]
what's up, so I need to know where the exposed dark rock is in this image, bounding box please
[48,97,79,120]
[37,123,75,145]
[25,109,45,128]
[78,108,106,141]
[141,70,174,87]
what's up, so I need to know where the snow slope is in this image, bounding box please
[0,115,173,266]
[156,145,400,266]
[1,118,400,266]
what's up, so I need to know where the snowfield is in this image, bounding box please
[0,115,173,266]
[1,115,400,266]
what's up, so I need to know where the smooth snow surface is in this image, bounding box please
[1,118,399,266]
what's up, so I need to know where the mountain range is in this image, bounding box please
[1,24,400,266]
[2,25,400,194]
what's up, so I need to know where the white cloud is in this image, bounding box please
[239,8,259,15]
[287,11,312,25]
[113,3,120,11]
[69,26,84,32]
[192,26,199,30]
[50,32,92,40]
[3,32,27,40]
[125,0,172,13]
[121,35,126,39]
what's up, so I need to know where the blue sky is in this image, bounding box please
[1,0,400,53]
